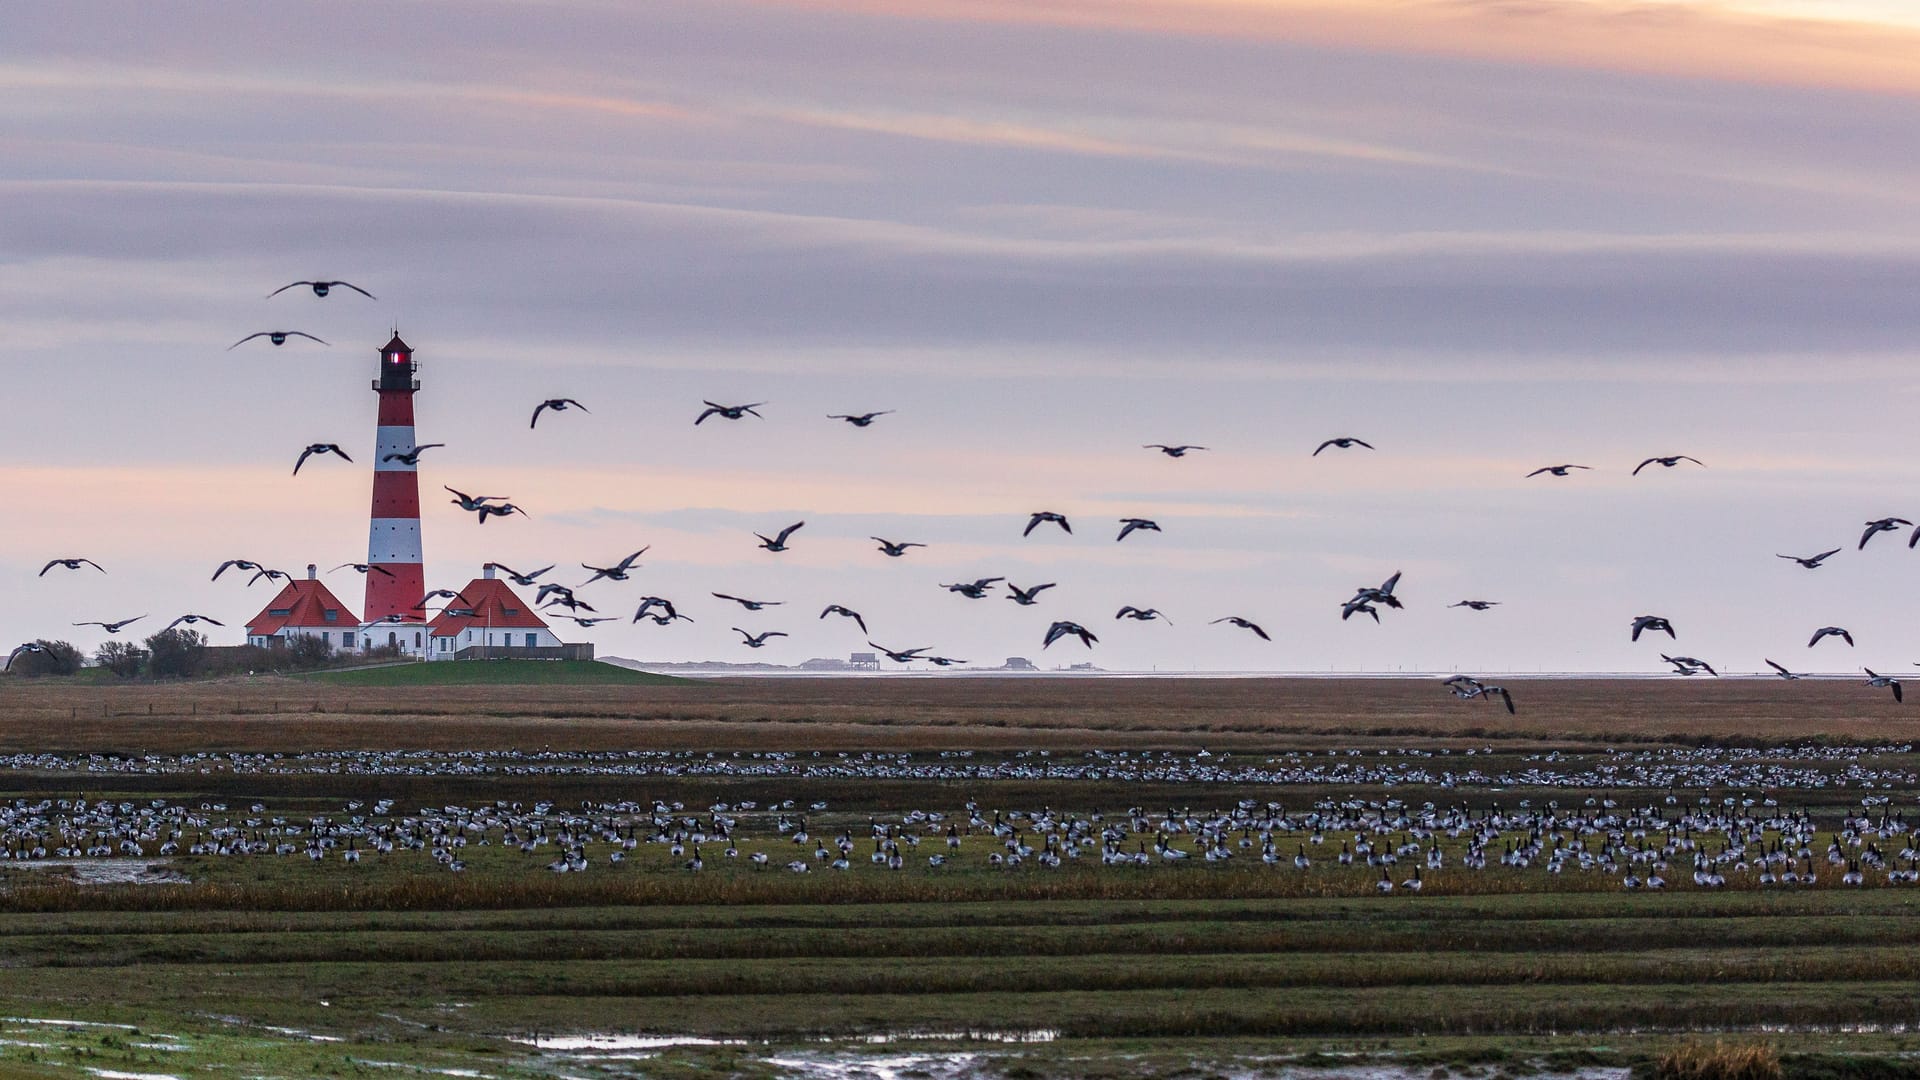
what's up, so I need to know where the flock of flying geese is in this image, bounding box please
[7,279,1914,708]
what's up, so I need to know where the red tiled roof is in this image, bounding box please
[426,578,550,635]
[244,579,360,635]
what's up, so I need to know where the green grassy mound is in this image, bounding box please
[297,660,687,686]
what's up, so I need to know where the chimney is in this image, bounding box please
[307,563,317,580]
[484,563,497,580]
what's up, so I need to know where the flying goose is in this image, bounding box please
[331,563,394,577]
[474,503,526,523]
[1450,600,1499,611]
[1115,606,1170,623]
[1865,668,1904,703]
[872,538,925,557]
[1007,582,1056,606]
[381,443,443,466]
[210,559,261,582]
[72,616,143,635]
[1809,626,1855,648]
[1861,518,1912,550]
[4,643,47,672]
[828,411,892,426]
[530,398,589,428]
[633,597,683,622]
[487,563,552,586]
[1116,518,1161,542]
[1313,437,1374,456]
[695,401,765,425]
[1211,616,1270,641]
[1024,511,1071,536]
[1661,654,1717,677]
[39,558,103,577]
[1042,621,1098,649]
[1778,549,1841,569]
[1527,464,1590,477]
[248,568,294,588]
[582,548,649,585]
[820,605,868,634]
[733,629,788,648]
[268,280,374,299]
[712,593,782,611]
[1144,444,1207,457]
[868,642,930,664]
[1633,455,1704,475]
[755,522,805,552]
[292,443,351,475]
[165,615,224,631]
[445,486,508,511]
[943,578,1004,599]
[229,330,327,349]
[1631,615,1675,641]
[1765,659,1803,680]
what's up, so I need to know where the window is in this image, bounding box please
[415,632,422,648]
[268,608,291,617]
[526,633,537,648]
[324,609,338,622]
[504,608,520,616]
[341,632,353,647]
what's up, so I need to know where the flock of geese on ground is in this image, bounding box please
[8,278,1916,702]
[6,789,1920,892]
[3,745,1912,796]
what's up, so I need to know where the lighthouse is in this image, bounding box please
[364,333,427,652]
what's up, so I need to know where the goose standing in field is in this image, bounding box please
[581,548,649,585]
[1527,464,1590,478]
[1633,455,1704,475]
[72,616,144,635]
[229,330,327,350]
[1766,659,1804,681]
[1144,444,1207,458]
[1042,621,1098,649]
[1778,549,1842,569]
[872,538,925,557]
[755,522,805,552]
[1116,518,1161,542]
[828,411,892,427]
[943,578,1004,599]
[1861,518,1912,550]
[530,398,589,428]
[1809,627,1855,648]
[292,443,351,475]
[269,280,374,299]
[1865,669,1904,702]
[1211,616,1270,641]
[1313,437,1374,456]
[1631,615,1676,641]
[39,558,104,577]
[1006,582,1056,606]
[696,401,765,425]
[819,605,868,634]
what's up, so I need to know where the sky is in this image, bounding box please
[4,0,1919,674]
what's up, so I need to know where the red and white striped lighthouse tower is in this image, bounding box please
[364,333,426,636]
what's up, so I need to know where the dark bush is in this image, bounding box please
[94,640,148,678]
[9,639,83,677]
[143,628,209,679]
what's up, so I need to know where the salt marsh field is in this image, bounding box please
[0,675,1916,1079]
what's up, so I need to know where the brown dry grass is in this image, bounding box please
[0,674,1906,753]
[1656,1039,1783,1080]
